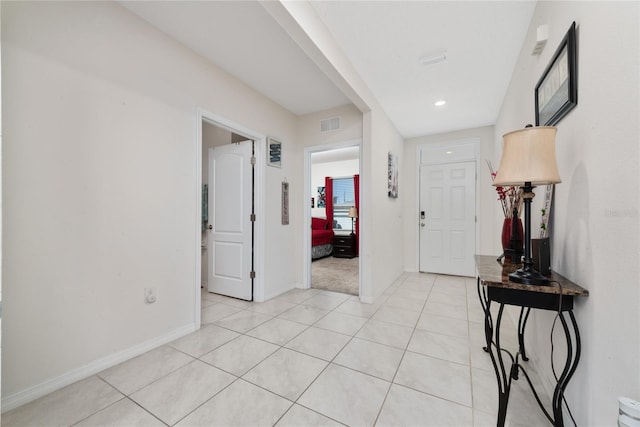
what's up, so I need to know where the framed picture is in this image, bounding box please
[317,186,326,208]
[267,137,282,167]
[388,151,398,198]
[535,22,577,126]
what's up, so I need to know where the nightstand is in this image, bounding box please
[333,234,356,258]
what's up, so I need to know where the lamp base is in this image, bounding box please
[509,267,551,285]
[503,248,523,263]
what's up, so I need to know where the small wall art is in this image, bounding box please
[388,151,398,198]
[282,181,289,225]
[317,186,326,208]
[267,137,282,167]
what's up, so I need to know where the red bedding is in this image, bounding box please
[312,229,334,246]
[311,217,334,246]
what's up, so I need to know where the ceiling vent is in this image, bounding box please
[419,50,447,67]
[320,116,341,132]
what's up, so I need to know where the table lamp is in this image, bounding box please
[493,126,561,285]
[348,207,358,235]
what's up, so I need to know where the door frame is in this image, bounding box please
[415,138,479,274]
[195,108,266,326]
[303,139,362,294]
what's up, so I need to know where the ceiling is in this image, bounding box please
[311,146,360,165]
[120,1,537,139]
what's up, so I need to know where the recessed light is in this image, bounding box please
[446,151,453,155]
[434,100,446,107]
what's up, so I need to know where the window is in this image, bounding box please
[332,177,355,231]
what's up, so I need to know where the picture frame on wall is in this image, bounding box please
[317,186,326,208]
[535,21,578,126]
[388,151,398,199]
[267,137,282,168]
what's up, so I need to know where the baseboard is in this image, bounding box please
[358,295,374,304]
[1,322,197,413]
[404,267,419,273]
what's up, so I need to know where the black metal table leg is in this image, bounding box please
[477,278,493,352]
[518,307,531,361]
[551,311,581,427]
[477,279,514,427]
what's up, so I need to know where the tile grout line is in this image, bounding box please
[372,274,435,426]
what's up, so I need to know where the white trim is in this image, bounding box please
[197,109,266,304]
[195,112,203,327]
[416,138,480,274]
[303,139,361,293]
[1,323,196,413]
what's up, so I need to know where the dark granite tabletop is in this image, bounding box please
[475,255,589,297]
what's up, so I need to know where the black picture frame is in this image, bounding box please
[267,137,282,168]
[535,22,577,126]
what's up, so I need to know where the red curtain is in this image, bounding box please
[325,177,333,228]
[354,174,359,255]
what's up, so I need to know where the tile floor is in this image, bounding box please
[4,273,552,426]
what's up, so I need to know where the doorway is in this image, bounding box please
[197,112,266,324]
[305,143,361,296]
[206,139,254,300]
[418,141,477,277]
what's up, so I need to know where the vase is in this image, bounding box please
[501,217,524,262]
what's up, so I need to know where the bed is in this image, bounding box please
[311,217,334,259]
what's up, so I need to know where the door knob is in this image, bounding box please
[207,224,213,230]
[420,222,425,227]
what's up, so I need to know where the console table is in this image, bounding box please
[475,255,588,427]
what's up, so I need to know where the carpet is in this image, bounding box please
[311,256,359,296]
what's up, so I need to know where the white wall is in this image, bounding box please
[296,104,363,290]
[2,1,298,407]
[364,110,405,300]
[298,104,363,148]
[311,158,359,218]
[494,2,639,424]
[403,126,496,272]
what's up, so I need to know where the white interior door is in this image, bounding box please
[419,161,475,276]
[208,141,253,300]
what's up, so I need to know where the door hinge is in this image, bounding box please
[250,271,256,279]
[250,156,256,165]
[250,214,256,222]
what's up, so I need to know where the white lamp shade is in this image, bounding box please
[493,126,561,186]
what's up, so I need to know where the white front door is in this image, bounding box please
[419,161,475,276]
[208,141,253,300]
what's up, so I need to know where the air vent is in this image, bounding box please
[320,116,341,132]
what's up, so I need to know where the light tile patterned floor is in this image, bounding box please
[3,273,552,426]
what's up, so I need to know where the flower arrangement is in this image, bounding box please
[487,161,523,218]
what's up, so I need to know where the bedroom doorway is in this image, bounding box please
[305,143,360,296]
